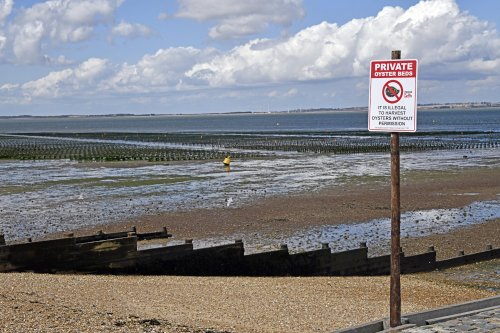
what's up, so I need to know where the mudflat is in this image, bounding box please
[1,166,499,333]
[65,167,499,259]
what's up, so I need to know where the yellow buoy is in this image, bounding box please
[223,155,231,166]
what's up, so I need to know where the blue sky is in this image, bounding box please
[0,0,499,115]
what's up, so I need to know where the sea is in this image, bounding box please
[1,108,499,133]
[0,108,499,252]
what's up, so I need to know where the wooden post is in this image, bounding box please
[390,49,402,328]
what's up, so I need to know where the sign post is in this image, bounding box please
[368,50,418,328]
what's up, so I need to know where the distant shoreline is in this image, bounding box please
[1,104,499,119]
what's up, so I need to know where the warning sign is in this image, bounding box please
[368,59,418,132]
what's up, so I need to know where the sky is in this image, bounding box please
[0,0,499,116]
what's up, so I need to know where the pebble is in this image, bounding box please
[0,272,496,333]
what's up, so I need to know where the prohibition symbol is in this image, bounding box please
[382,80,403,104]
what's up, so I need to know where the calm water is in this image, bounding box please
[1,109,499,133]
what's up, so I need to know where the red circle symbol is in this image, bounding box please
[382,80,403,104]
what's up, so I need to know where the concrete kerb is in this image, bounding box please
[331,320,384,333]
[423,305,500,325]
[331,295,500,333]
[402,295,500,326]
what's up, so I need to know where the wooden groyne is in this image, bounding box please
[0,230,498,275]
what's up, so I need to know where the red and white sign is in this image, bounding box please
[368,59,418,132]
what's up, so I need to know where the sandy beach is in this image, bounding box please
[1,166,499,332]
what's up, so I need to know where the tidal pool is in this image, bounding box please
[178,200,500,255]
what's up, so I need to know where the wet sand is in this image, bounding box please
[59,167,500,257]
[1,167,499,333]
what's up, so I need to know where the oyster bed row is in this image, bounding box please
[1,131,498,161]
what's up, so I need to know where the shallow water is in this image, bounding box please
[0,147,499,241]
[178,200,500,255]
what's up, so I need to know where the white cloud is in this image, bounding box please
[21,57,111,97]
[14,46,218,101]
[285,88,298,97]
[2,0,500,111]
[0,82,18,90]
[111,20,153,38]
[175,0,305,39]
[74,57,111,83]
[267,90,278,97]
[47,55,74,65]
[100,46,218,93]
[6,0,123,64]
[157,12,169,20]
[0,0,13,24]
[186,0,500,87]
[22,69,73,97]
[0,32,7,55]
[62,0,122,24]
[12,20,45,64]
[268,88,298,98]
